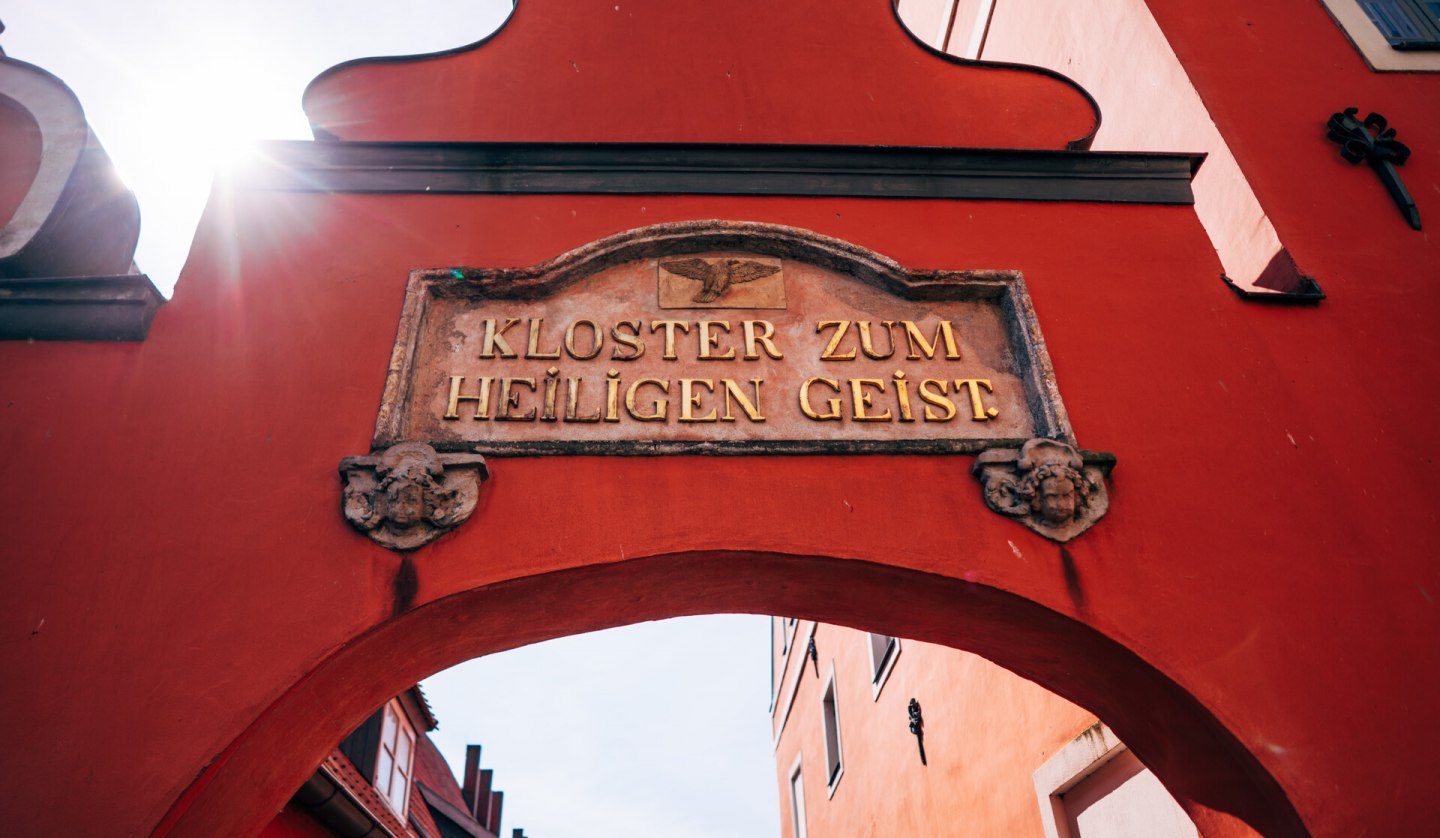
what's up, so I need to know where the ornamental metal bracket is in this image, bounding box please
[339,441,489,551]
[908,698,927,766]
[1326,108,1420,230]
[972,438,1115,543]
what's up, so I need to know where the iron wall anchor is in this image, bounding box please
[1326,108,1420,230]
[908,698,927,766]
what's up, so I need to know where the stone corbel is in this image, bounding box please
[972,438,1114,543]
[339,442,489,551]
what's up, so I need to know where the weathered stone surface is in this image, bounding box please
[972,438,1113,543]
[373,220,1075,456]
[339,442,489,551]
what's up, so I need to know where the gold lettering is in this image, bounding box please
[857,320,896,360]
[480,318,521,359]
[525,318,561,360]
[626,378,670,421]
[565,377,602,422]
[918,379,956,421]
[817,320,856,360]
[540,367,560,422]
[743,320,784,360]
[495,377,537,421]
[444,375,492,420]
[611,320,645,360]
[565,319,603,360]
[697,321,736,360]
[605,369,622,422]
[849,379,892,422]
[902,320,961,360]
[893,370,915,422]
[800,377,843,420]
[721,379,765,422]
[955,378,1000,421]
[650,320,692,360]
[679,379,718,422]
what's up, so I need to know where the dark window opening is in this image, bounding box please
[821,681,843,789]
[868,633,897,684]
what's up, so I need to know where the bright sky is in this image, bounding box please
[3,1,517,296]
[2,4,781,836]
[425,616,781,837]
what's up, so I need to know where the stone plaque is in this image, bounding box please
[372,221,1075,455]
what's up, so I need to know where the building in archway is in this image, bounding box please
[0,1,1436,837]
[770,621,1200,837]
[264,686,523,838]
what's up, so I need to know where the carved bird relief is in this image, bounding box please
[659,257,781,304]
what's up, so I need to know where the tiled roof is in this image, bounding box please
[412,734,472,814]
[407,684,440,732]
[410,734,495,837]
[408,781,443,838]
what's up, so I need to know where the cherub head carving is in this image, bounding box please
[342,442,489,551]
[1015,439,1094,525]
[374,442,459,531]
[973,438,1109,543]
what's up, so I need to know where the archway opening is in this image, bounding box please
[158,551,1305,838]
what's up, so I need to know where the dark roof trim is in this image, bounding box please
[403,685,439,732]
[417,783,495,838]
[0,274,163,341]
[294,764,398,838]
[241,140,1204,205]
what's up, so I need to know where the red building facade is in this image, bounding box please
[0,1,1436,836]
[771,622,1202,836]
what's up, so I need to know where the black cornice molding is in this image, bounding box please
[242,140,1204,205]
[0,275,164,341]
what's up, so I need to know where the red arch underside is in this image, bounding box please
[156,551,1303,838]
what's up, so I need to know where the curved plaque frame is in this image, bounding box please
[373,220,1076,456]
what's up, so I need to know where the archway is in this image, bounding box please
[156,550,1304,838]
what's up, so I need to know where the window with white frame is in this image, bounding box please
[1319,0,1440,69]
[867,633,899,697]
[782,617,797,654]
[788,756,809,838]
[374,700,417,818]
[1359,0,1440,48]
[1032,722,1198,838]
[820,673,843,795]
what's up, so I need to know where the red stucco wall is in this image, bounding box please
[258,806,334,838]
[0,186,1401,837]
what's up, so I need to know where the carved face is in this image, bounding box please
[385,479,426,528]
[1037,476,1077,525]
